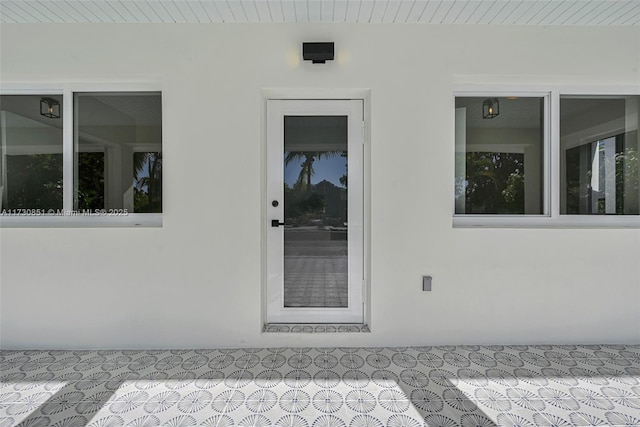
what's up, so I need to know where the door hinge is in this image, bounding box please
[361,121,365,144]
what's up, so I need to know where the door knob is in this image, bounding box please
[271,220,285,227]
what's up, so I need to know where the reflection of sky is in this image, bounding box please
[284,155,347,188]
[133,156,150,191]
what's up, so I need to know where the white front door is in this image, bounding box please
[266,99,364,323]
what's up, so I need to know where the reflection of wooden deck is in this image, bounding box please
[284,231,348,308]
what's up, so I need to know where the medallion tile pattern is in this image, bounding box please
[1,345,639,426]
[263,324,370,333]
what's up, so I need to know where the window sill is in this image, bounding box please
[453,215,640,228]
[0,213,162,228]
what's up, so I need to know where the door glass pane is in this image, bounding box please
[283,116,348,308]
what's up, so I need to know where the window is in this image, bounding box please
[0,95,64,212]
[0,89,162,227]
[455,96,546,215]
[75,93,162,213]
[455,89,639,227]
[561,96,639,215]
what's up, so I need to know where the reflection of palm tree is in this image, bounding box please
[284,151,344,192]
[134,152,162,211]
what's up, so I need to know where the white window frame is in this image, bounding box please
[453,84,640,228]
[0,82,162,228]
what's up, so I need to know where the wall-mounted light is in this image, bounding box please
[482,98,499,119]
[302,42,334,64]
[40,97,60,119]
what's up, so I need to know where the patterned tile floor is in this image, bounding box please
[1,345,640,427]
[263,324,370,333]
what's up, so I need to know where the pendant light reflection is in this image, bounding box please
[482,98,499,119]
[40,97,60,119]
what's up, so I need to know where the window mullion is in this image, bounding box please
[550,90,560,219]
[62,87,74,211]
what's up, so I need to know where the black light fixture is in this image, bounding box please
[40,97,60,119]
[302,42,334,64]
[482,98,499,119]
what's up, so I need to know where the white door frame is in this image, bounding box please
[265,98,364,324]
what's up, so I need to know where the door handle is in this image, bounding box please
[271,220,285,227]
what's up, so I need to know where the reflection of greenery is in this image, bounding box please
[465,152,525,214]
[77,152,104,210]
[565,147,582,214]
[566,133,638,214]
[339,151,348,189]
[615,144,638,214]
[284,182,325,220]
[3,151,163,212]
[134,152,162,213]
[5,154,63,209]
[503,173,524,206]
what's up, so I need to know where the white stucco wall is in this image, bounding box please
[1,23,639,349]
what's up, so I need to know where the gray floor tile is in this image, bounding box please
[2,345,640,426]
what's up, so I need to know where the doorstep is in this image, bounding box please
[263,323,370,333]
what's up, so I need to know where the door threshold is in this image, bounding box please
[263,323,370,333]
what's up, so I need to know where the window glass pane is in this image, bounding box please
[75,92,162,213]
[0,95,63,212]
[77,151,104,210]
[455,97,545,215]
[133,151,162,213]
[561,96,639,215]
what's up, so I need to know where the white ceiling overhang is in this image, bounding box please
[0,0,638,25]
